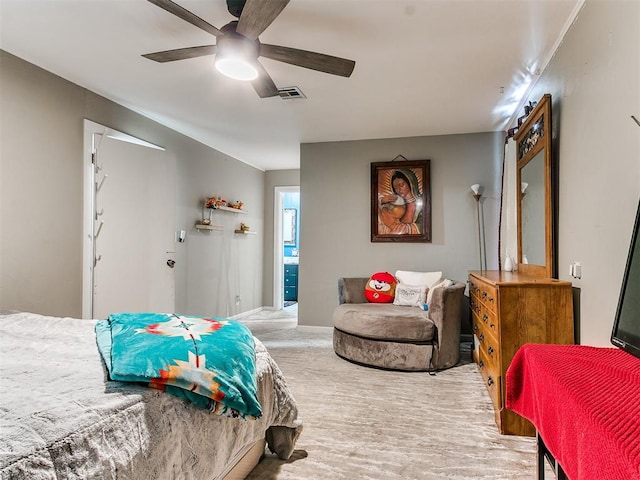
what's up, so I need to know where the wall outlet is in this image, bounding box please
[569,262,582,279]
[235,295,241,306]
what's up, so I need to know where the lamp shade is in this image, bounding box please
[470,184,481,195]
[214,32,260,81]
[215,57,258,81]
[521,182,529,194]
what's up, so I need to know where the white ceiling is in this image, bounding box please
[0,0,582,171]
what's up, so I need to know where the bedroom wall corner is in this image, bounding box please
[1,50,267,319]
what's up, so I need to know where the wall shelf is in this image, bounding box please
[197,199,248,233]
[210,205,247,214]
[234,230,257,235]
[195,223,223,231]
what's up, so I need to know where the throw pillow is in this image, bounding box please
[364,272,397,303]
[395,270,443,288]
[426,278,454,305]
[393,284,428,307]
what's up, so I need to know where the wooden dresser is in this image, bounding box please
[468,270,574,436]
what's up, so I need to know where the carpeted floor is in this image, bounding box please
[239,312,545,480]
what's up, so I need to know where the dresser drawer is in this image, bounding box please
[470,277,498,315]
[477,346,501,412]
[471,302,499,340]
[284,264,298,277]
[472,318,500,367]
[284,286,297,301]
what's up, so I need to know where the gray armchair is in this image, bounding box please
[332,277,465,371]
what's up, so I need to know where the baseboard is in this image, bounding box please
[297,325,333,333]
[230,307,264,320]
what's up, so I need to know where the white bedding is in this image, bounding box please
[0,312,301,480]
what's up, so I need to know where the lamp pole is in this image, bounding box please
[473,193,483,270]
[471,184,485,271]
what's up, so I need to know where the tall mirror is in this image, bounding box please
[515,94,555,278]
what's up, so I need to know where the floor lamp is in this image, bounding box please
[471,184,486,271]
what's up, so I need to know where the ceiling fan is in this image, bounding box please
[143,0,356,98]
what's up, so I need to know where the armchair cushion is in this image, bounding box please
[333,303,436,342]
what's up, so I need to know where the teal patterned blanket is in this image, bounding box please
[96,312,261,418]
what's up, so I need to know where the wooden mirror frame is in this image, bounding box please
[515,94,555,278]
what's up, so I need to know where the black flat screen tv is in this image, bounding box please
[611,198,640,359]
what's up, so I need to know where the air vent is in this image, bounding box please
[278,86,306,100]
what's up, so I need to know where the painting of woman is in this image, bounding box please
[371,160,431,242]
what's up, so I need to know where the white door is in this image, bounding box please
[92,134,176,319]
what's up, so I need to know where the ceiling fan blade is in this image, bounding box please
[142,45,217,63]
[147,0,223,37]
[260,44,355,77]
[251,61,279,98]
[236,0,290,40]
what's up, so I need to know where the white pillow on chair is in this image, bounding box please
[393,284,428,307]
[395,270,443,288]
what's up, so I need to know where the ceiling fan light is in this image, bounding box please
[215,57,258,81]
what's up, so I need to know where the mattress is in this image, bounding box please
[0,312,302,480]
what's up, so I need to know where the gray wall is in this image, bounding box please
[515,0,639,346]
[0,50,265,318]
[176,138,264,318]
[298,133,505,327]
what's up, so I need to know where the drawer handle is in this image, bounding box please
[487,376,494,387]
[490,322,495,329]
[481,291,487,299]
[473,323,479,333]
[482,313,489,322]
[478,334,484,343]
[488,297,495,303]
[487,346,494,355]
[478,360,484,368]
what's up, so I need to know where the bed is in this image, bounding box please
[0,311,302,479]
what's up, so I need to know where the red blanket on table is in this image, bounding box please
[506,344,640,480]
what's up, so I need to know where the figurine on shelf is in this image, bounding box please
[205,196,227,209]
[240,222,250,232]
[230,200,244,210]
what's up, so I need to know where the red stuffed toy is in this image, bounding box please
[365,272,397,303]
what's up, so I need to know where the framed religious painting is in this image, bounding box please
[371,159,431,243]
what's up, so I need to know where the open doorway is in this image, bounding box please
[273,186,300,311]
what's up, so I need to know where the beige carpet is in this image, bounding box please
[240,314,541,480]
